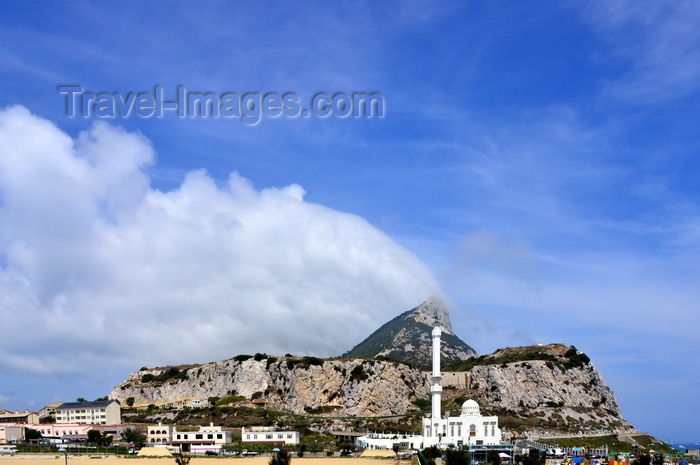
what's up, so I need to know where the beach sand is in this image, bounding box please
[0,454,409,465]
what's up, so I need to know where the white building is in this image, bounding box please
[171,423,232,453]
[242,426,300,445]
[55,400,121,425]
[148,422,175,445]
[358,326,502,451]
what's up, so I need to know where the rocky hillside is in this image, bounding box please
[342,297,477,367]
[110,344,635,436]
[439,344,633,435]
[111,356,429,417]
[109,299,635,436]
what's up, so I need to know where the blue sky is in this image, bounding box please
[1,1,699,442]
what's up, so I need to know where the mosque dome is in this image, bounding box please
[460,399,481,417]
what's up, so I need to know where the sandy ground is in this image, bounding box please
[0,456,407,465]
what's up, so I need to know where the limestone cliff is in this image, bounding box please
[110,344,635,435]
[110,356,429,417]
[439,344,634,434]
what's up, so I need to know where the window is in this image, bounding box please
[195,434,203,439]
[217,434,222,439]
[208,434,213,439]
[266,434,273,439]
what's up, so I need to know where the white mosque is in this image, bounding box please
[357,326,502,451]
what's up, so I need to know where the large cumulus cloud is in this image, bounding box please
[0,106,440,376]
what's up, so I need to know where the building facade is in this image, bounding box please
[0,425,25,444]
[133,397,204,410]
[241,426,300,445]
[55,400,122,425]
[171,423,232,453]
[148,422,175,444]
[0,411,40,424]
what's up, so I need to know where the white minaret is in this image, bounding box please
[430,326,442,426]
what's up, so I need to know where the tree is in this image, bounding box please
[88,430,103,444]
[122,428,147,447]
[94,396,108,401]
[126,397,135,407]
[445,449,469,465]
[269,449,291,465]
[488,450,501,465]
[208,396,220,408]
[424,446,442,460]
[175,452,191,465]
[521,449,545,465]
[76,397,87,403]
[88,430,113,447]
[25,428,42,441]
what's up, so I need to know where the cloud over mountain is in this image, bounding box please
[0,106,440,377]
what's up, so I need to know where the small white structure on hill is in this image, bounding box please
[357,326,502,450]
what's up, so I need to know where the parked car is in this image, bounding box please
[241,450,259,456]
[205,450,218,456]
[127,449,138,455]
[222,450,238,457]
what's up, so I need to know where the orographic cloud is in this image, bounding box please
[0,105,440,375]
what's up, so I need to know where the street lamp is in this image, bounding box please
[59,447,68,465]
[273,447,280,465]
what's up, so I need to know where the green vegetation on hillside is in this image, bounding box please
[443,345,590,372]
[140,366,190,383]
[342,308,475,368]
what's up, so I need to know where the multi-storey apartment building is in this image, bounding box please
[55,400,121,425]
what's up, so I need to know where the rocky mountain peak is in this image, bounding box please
[406,296,453,334]
[341,298,476,368]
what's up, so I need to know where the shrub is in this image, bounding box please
[350,365,368,382]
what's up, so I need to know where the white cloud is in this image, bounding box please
[581,0,700,103]
[0,105,440,375]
